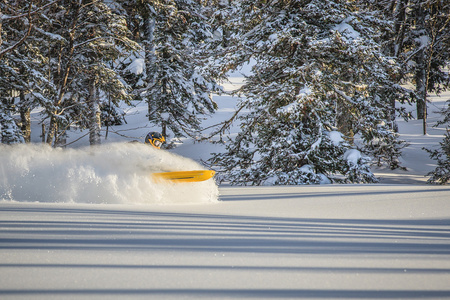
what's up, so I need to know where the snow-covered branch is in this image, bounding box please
[332,86,357,105]
[199,103,246,141]
[73,37,139,51]
[1,0,61,22]
[0,0,61,58]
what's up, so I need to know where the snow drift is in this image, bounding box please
[0,143,218,204]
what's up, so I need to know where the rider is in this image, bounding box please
[145,131,165,149]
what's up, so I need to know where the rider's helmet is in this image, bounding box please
[145,132,165,149]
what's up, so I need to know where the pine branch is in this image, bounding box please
[0,0,61,58]
[198,103,246,141]
[1,0,60,21]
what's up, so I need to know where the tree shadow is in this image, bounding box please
[0,288,449,298]
[218,186,449,202]
[1,206,449,255]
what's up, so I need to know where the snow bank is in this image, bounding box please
[0,143,218,204]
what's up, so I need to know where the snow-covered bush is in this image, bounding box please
[342,149,379,183]
[363,126,408,170]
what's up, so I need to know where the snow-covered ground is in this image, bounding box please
[0,74,449,298]
[0,185,449,299]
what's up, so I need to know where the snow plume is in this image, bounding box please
[0,143,218,204]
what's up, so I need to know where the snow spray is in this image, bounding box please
[0,143,218,204]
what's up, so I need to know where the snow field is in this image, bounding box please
[0,143,218,204]
[0,184,449,299]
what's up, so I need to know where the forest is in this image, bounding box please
[0,0,449,185]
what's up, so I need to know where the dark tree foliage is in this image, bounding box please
[208,0,410,185]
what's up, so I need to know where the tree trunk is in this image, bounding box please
[88,79,101,145]
[162,123,167,140]
[46,115,57,145]
[41,123,46,143]
[388,97,398,132]
[388,0,408,133]
[0,11,3,49]
[19,106,31,143]
[143,17,156,120]
[416,61,427,122]
[19,91,31,142]
[55,130,67,147]
[414,0,428,133]
[393,0,407,57]
[335,96,354,142]
[46,1,80,146]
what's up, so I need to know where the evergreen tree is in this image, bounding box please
[209,0,409,185]
[425,100,450,185]
[39,0,137,146]
[122,0,221,141]
[0,0,59,144]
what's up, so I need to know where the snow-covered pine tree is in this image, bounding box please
[376,0,450,134]
[39,0,137,146]
[209,0,410,185]
[425,100,450,185]
[351,0,409,133]
[0,0,59,144]
[123,0,221,141]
